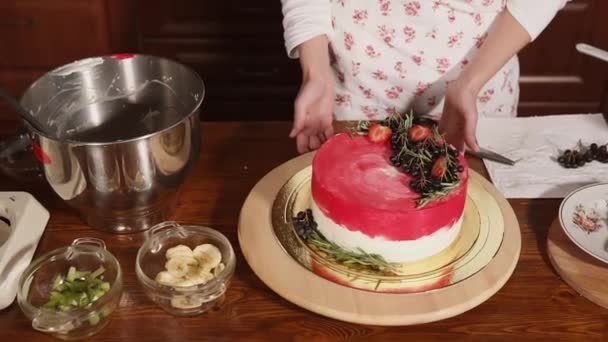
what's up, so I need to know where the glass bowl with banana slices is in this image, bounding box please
[135,221,236,316]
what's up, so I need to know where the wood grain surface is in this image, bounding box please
[548,218,608,309]
[0,122,607,341]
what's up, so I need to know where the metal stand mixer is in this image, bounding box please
[0,55,205,233]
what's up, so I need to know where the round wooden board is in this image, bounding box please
[547,218,608,309]
[238,152,522,326]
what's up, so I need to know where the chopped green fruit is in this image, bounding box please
[78,293,89,307]
[52,275,63,290]
[66,266,78,282]
[90,266,105,279]
[43,299,59,309]
[100,282,111,292]
[42,266,112,313]
[87,288,98,301]
[88,313,100,326]
[66,279,87,292]
[50,291,62,301]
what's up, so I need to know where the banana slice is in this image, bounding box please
[193,244,222,271]
[174,278,197,287]
[213,262,225,276]
[198,268,216,284]
[170,295,202,309]
[182,265,211,285]
[188,273,212,286]
[165,255,197,278]
[155,271,182,286]
[159,243,224,296]
[166,245,194,260]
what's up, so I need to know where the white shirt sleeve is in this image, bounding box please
[280,0,333,59]
[507,0,570,41]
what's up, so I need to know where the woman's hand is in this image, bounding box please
[290,35,335,154]
[440,7,533,152]
[439,79,481,152]
[290,71,335,154]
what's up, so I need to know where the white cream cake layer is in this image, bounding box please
[311,200,464,263]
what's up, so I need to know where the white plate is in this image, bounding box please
[559,183,608,264]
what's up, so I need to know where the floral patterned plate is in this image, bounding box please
[559,183,608,264]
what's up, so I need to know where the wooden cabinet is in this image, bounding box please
[139,0,283,38]
[0,0,112,113]
[137,0,300,121]
[141,38,300,120]
[0,0,111,69]
[1,0,607,123]
[0,0,135,123]
[518,0,608,115]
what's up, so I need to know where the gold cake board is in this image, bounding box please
[238,152,521,326]
[547,218,608,309]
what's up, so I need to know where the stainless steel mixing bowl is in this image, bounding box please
[14,54,204,233]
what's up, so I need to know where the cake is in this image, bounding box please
[293,113,469,292]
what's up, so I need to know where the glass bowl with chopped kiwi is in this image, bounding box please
[135,221,236,316]
[17,238,122,340]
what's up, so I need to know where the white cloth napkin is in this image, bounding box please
[476,113,608,199]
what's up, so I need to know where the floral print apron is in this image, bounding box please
[329,0,519,120]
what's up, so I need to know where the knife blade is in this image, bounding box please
[467,147,516,166]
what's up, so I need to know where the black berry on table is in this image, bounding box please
[556,142,608,169]
[584,152,593,162]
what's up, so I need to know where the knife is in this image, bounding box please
[466,147,516,166]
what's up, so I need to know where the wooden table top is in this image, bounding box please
[1,121,607,341]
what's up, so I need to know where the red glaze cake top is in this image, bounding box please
[312,133,468,241]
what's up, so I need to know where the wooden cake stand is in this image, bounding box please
[238,152,522,326]
[547,218,608,309]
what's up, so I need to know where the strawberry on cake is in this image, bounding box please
[293,113,469,291]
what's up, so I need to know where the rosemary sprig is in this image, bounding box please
[398,110,415,131]
[417,181,461,207]
[397,143,432,163]
[431,124,443,141]
[351,120,372,136]
[306,229,399,273]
